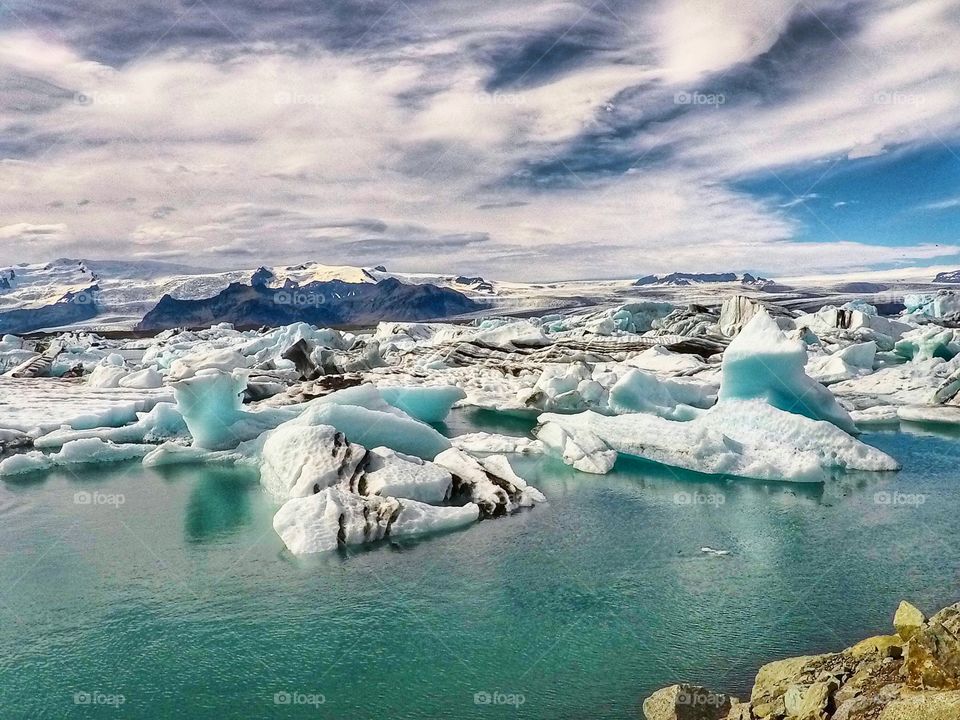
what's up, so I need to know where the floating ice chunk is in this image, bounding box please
[357,447,453,503]
[607,368,713,419]
[378,385,466,423]
[0,438,151,476]
[469,319,550,349]
[0,377,172,434]
[34,402,188,448]
[537,400,899,482]
[798,305,910,343]
[272,486,479,555]
[389,498,480,538]
[626,346,707,375]
[851,405,901,428]
[718,295,768,337]
[807,342,877,385]
[534,421,616,474]
[0,428,30,454]
[897,405,960,426]
[700,547,730,557]
[895,327,960,361]
[451,432,545,456]
[173,369,295,449]
[904,290,960,321]
[87,362,129,388]
[290,402,450,460]
[832,357,957,408]
[0,452,53,476]
[168,348,248,380]
[434,448,544,516]
[118,367,163,389]
[719,310,857,434]
[520,362,615,413]
[252,423,366,500]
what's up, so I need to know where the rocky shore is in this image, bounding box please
[643,601,960,719]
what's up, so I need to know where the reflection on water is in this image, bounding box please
[184,468,257,542]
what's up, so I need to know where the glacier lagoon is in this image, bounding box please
[1,410,958,719]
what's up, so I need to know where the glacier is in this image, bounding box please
[6,268,960,554]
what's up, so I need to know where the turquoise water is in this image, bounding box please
[1,411,959,719]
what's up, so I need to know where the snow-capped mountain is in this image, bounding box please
[0,259,492,334]
[935,269,960,283]
[634,272,773,287]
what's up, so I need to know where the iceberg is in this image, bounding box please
[378,385,466,423]
[272,486,480,555]
[894,327,960,361]
[434,448,545,516]
[0,438,151,476]
[252,423,367,500]
[537,399,899,482]
[356,447,454,503]
[288,402,450,460]
[535,420,617,474]
[806,342,877,385]
[34,402,188,448]
[172,369,295,450]
[719,310,857,434]
[450,432,544,455]
[607,368,714,420]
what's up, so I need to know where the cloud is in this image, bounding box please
[0,1,958,280]
[919,197,960,211]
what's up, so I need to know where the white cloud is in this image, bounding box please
[0,0,959,280]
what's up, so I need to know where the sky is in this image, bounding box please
[0,0,959,281]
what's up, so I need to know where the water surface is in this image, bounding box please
[1,411,958,718]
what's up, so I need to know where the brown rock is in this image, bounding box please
[893,601,926,642]
[849,635,903,660]
[750,654,848,719]
[642,684,735,720]
[877,690,960,719]
[724,702,752,720]
[902,603,960,689]
[833,695,889,720]
[785,679,837,719]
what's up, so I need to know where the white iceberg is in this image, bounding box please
[378,385,466,423]
[0,438,151,476]
[272,486,479,555]
[34,402,188,448]
[171,369,295,450]
[357,447,454,503]
[434,448,545,516]
[537,399,899,482]
[290,402,450,460]
[719,310,857,434]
